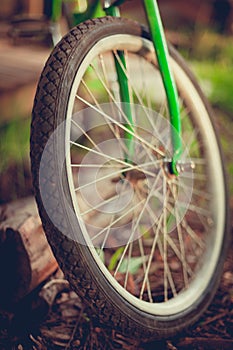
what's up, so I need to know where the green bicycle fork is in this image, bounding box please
[52,0,182,172]
[105,0,182,174]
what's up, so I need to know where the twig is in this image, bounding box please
[201,310,233,326]
[65,304,85,350]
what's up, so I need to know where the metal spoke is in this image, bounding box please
[150,185,205,250]
[76,94,166,158]
[143,189,194,277]
[114,168,163,276]
[91,198,145,244]
[114,50,167,157]
[90,54,165,163]
[81,65,132,158]
[138,237,153,302]
[79,188,131,217]
[157,237,178,298]
[139,213,163,300]
[124,240,133,290]
[169,182,189,287]
[99,179,129,250]
[172,178,211,200]
[71,118,102,153]
[70,139,158,178]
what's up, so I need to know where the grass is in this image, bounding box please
[186,31,233,116]
[192,60,233,116]
[215,110,233,194]
[0,117,31,203]
[0,117,30,173]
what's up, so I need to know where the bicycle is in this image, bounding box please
[30,0,230,340]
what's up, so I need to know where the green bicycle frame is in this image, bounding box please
[50,0,182,173]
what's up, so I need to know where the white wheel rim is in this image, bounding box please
[64,34,225,316]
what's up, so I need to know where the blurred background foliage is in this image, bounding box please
[0,0,232,203]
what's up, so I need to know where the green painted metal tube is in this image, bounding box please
[104,2,120,16]
[105,4,134,161]
[144,0,182,174]
[115,51,134,157]
[73,1,105,26]
[51,0,63,22]
[104,0,127,9]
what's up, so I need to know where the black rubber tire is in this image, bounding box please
[30,17,230,340]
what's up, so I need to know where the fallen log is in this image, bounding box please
[0,197,58,306]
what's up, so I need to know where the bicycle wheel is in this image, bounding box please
[31,17,229,339]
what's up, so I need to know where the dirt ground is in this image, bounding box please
[0,228,232,350]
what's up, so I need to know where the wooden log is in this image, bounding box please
[0,197,58,306]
